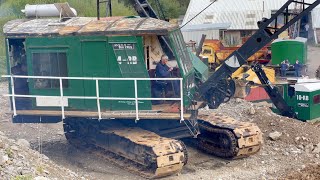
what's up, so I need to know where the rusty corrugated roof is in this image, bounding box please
[3,17,177,37]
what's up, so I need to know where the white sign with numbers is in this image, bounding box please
[296,95,309,101]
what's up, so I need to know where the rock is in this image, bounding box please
[283,152,289,156]
[235,98,242,103]
[41,154,50,161]
[16,139,30,149]
[10,145,19,151]
[312,143,320,154]
[34,176,50,180]
[0,154,9,166]
[0,131,5,136]
[268,131,282,141]
[248,107,256,115]
[315,154,320,158]
[0,140,4,148]
[297,144,304,150]
[291,149,302,154]
[305,143,314,154]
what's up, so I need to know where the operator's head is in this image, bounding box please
[296,60,299,63]
[161,55,169,64]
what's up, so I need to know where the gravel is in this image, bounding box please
[0,131,82,180]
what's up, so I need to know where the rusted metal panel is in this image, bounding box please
[3,17,177,37]
[245,87,270,101]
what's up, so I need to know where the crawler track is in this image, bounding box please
[63,118,187,179]
[195,113,263,159]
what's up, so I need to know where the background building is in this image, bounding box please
[182,0,320,45]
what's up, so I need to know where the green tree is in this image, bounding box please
[118,0,190,19]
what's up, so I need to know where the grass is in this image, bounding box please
[5,148,13,158]
[11,175,33,180]
[36,166,44,174]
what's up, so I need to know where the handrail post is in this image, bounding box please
[96,79,101,120]
[180,78,184,122]
[134,79,139,122]
[10,76,17,116]
[59,78,65,119]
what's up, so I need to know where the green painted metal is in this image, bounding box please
[25,36,152,111]
[5,22,205,113]
[107,36,151,110]
[169,29,195,106]
[271,39,307,65]
[26,36,85,110]
[81,39,110,110]
[282,83,320,121]
[189,52,209,82]
[295,90,320,121]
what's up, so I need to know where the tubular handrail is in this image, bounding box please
[1,75,184,121]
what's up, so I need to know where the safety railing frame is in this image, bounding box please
[2,75,184,122]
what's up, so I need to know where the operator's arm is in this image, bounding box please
[156,64,171,78]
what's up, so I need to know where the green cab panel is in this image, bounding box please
[25,36,152,111]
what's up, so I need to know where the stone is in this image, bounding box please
[34,176,50,180]
[0,154,9,166]
[16,139,30,149]
[305,143,314,154]
[312,143,320,154]
[301,136,307,141]
[10,145,19,151]
[21,168,32,175]
[248,107,256,115]
[283,152,289,156]
[15,160,23,167]
[268,131,282,141]
[235,98,242,103]
[41,154,49,161]
[297,145,304,150]
[0,131,5,136]
[316,154,320,158]
[0,140,4,148]
[292,150,302,154]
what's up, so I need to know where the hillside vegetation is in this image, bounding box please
[0,0,190,74]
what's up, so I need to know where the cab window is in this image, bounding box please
[32,52,68,89]
[313,94,320,105]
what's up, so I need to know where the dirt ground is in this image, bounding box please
[0,46,319,180]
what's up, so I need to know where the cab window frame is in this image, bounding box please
[29,50,69,89]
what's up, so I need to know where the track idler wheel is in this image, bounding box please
[197,125,238,158]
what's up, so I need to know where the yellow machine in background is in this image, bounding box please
[232,66,275,98]
[232,66,276,84]
[201,39,269,70]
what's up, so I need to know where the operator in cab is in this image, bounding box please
[154,55,180,101]
[156,55,173,79]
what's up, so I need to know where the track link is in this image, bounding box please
[195,113,263,159]
[63,118,187,179]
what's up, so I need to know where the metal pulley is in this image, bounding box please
[206,76,236,109]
